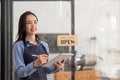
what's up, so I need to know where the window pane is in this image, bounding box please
[13,1,71,80]
[75,0,120,79]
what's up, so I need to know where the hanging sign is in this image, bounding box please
[57,35,78,46]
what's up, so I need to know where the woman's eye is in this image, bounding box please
[34,21,37,24]
[26,21,37,25]
[26,22,32,24]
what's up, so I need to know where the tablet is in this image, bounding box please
[42,53,74,67]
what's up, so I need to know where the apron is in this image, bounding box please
[20,41,48,80]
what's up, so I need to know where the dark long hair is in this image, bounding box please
[15,11,39,42]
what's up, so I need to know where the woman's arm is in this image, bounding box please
[40,41,64,74]
[13,41,37,78]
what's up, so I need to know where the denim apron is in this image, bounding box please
[20,40,48,80]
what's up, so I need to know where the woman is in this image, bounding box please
[13,11,64,80]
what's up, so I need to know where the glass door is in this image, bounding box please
[12,0,72,80]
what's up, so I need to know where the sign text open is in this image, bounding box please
[57,35,78,46]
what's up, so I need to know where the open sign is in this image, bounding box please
[57,35,78,46]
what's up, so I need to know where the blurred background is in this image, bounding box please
[1,0,120,80]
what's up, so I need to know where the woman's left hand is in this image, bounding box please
[54,59,65,71]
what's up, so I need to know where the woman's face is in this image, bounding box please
[25,14,38,36]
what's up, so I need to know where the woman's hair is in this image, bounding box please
[15,11,39,42]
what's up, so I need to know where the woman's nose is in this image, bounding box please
[31,23,35,27]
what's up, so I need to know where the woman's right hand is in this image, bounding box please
[33,54,48,67]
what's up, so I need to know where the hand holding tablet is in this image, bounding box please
[42,53,73,67]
